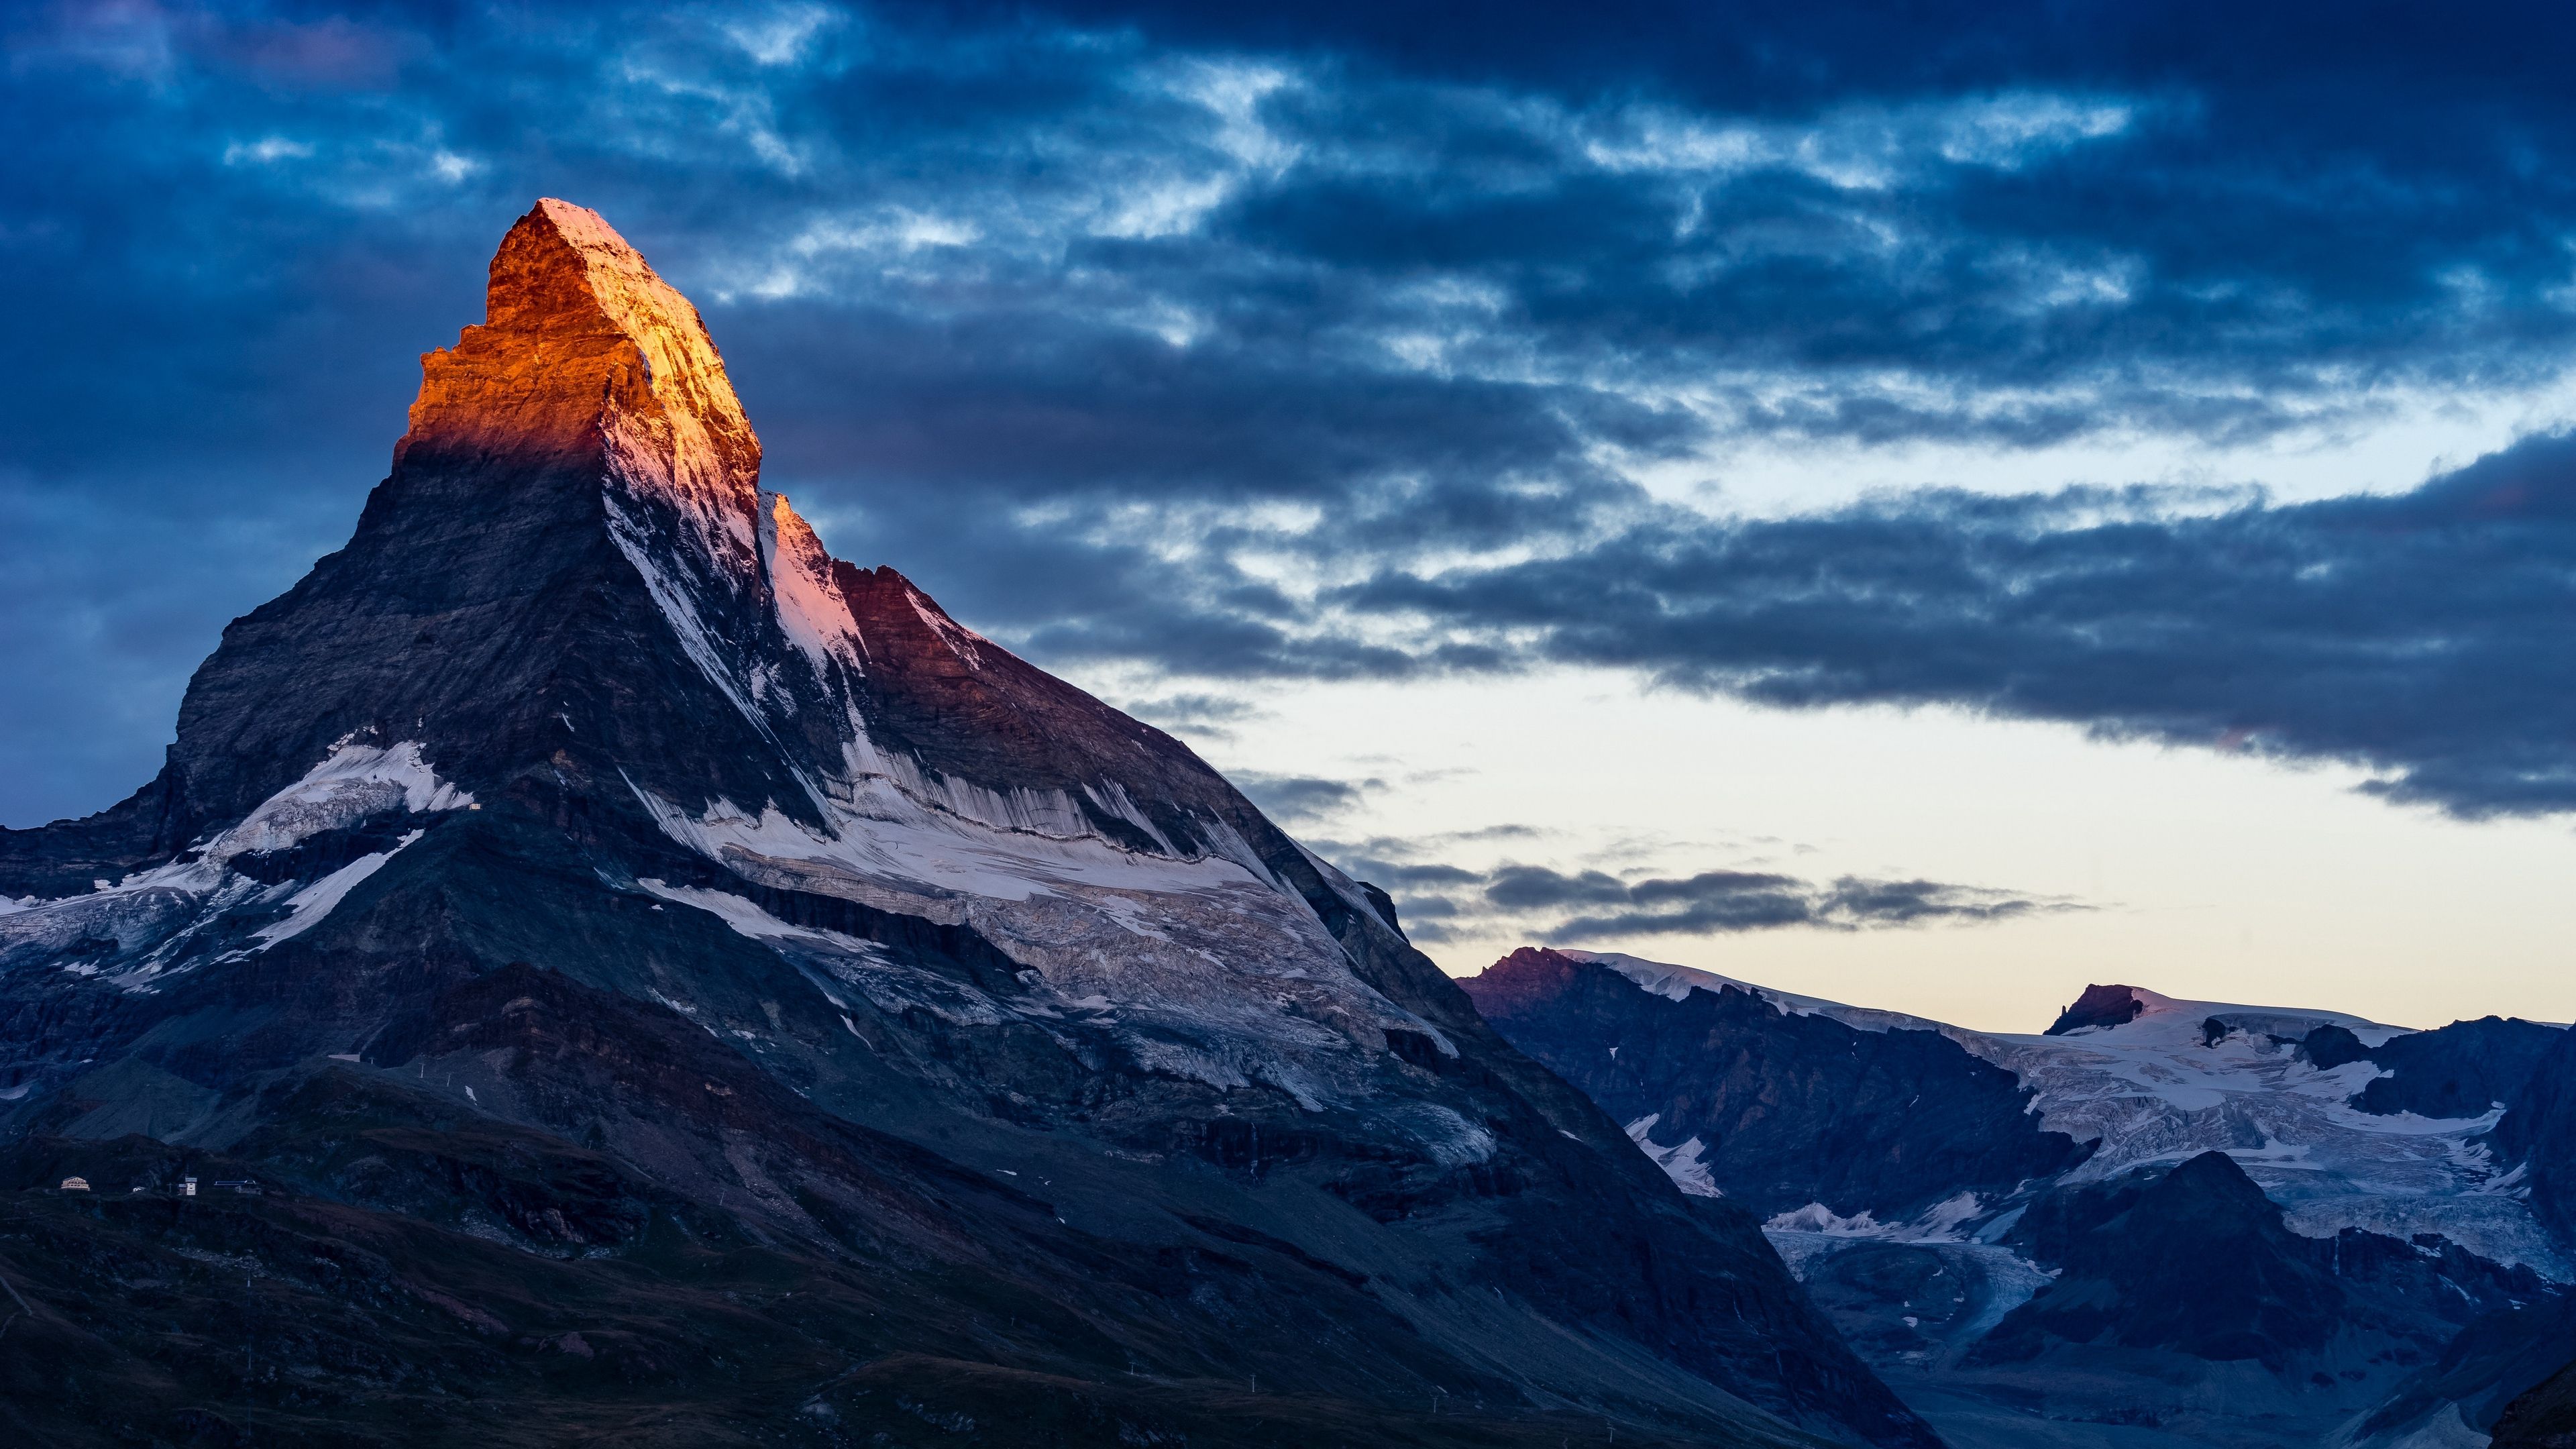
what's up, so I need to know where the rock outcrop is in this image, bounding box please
[2495,1355,2576,1449]
[2294,1014,2563,1118]
[2043,982,2150,1035]
[1975,1152,2540,1369]
[2493,1023,2576,1248]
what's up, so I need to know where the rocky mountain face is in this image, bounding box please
[2042,983,2151,1035]
[2287,1014,2561,1118]
[1462,947,2087,1220]
[1460,948,2576,1449]
[2495,1355,2576,1449]
[2493,1022,2576,1246]
[2352,1294,2576,1449]
[0,202,1935,1448]
[1973,1150,2543,1370]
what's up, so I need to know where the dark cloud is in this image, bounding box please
[1508,863,2073,939]
[1311,431,2576,818]
[1318,847,2075,947]
[1116,692,1261,744]
[13,0,2576,830]
[1226,771,1383,825]
[905,421,2576,820]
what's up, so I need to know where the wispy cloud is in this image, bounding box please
[1315,834,2082,946]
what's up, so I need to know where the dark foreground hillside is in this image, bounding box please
[0,1130,1774,1449]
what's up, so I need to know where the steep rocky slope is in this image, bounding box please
[2493,1022,2576,1248]
[1972,1150,2541,1370]
[1462,948,2085,1220]
[2349,1294,2576,1449]
[0,201,1933,1448]
[2292,1013,2563,1119]
[2495,1355,2576,1449]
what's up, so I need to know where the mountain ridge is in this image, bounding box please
[1458,945,2576,1449]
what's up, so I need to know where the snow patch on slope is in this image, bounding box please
[904,584,985,668]
[1625,1114,1721,1197]
[254,830,423,947]
[207,741,471,864]
[627,778,1472,1119]
[1766,1192,1985,1240]
[758,491,865,678]
[0,741,470,992]
[633,788,1259,905]
[604,492,767,727]
[640,879,851,946]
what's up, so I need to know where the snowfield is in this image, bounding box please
[0,741,472,992]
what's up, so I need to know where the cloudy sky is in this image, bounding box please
[10,1,2576,1030]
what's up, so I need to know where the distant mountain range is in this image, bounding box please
[1463,947,2576,1449]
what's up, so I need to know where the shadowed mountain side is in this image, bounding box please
[0,784,1896,1447]
[1974,1152,2545,1372]
[0,1116,1821,1449]
[2496,1356,2576,1449]
[2493,1024,2576,1249]
[2292,1015,2565,1119]
[2348,1295,2576,1448]
[1459,948,2085,1221]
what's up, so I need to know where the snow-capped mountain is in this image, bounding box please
[0,201,1937,1448]
[1462,947,2576,1449]
[1483,949,2566,1274]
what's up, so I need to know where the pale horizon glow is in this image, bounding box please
[1055,662,2576,1037]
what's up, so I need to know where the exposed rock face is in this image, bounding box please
[2493,1023,2576,1247]
[1460,946,2086,1221]
[2496,1354,2576,1449]
[0,202,1935,1448]
[1978,1151,2334,1367]
[2043,983,2149,1035]
[2354,1295,2576,1448]
[2293,1014,2565,1118]
[1974,1151,2546,1371]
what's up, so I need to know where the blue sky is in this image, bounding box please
[12,1,2576,1026]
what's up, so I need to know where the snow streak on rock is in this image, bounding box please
[759,492,866,678]
[1626,1113,1721,1197]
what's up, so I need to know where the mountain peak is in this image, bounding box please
[400,199,759,506]
[0,197,1948,1449]
[2045,981,2159,1034]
